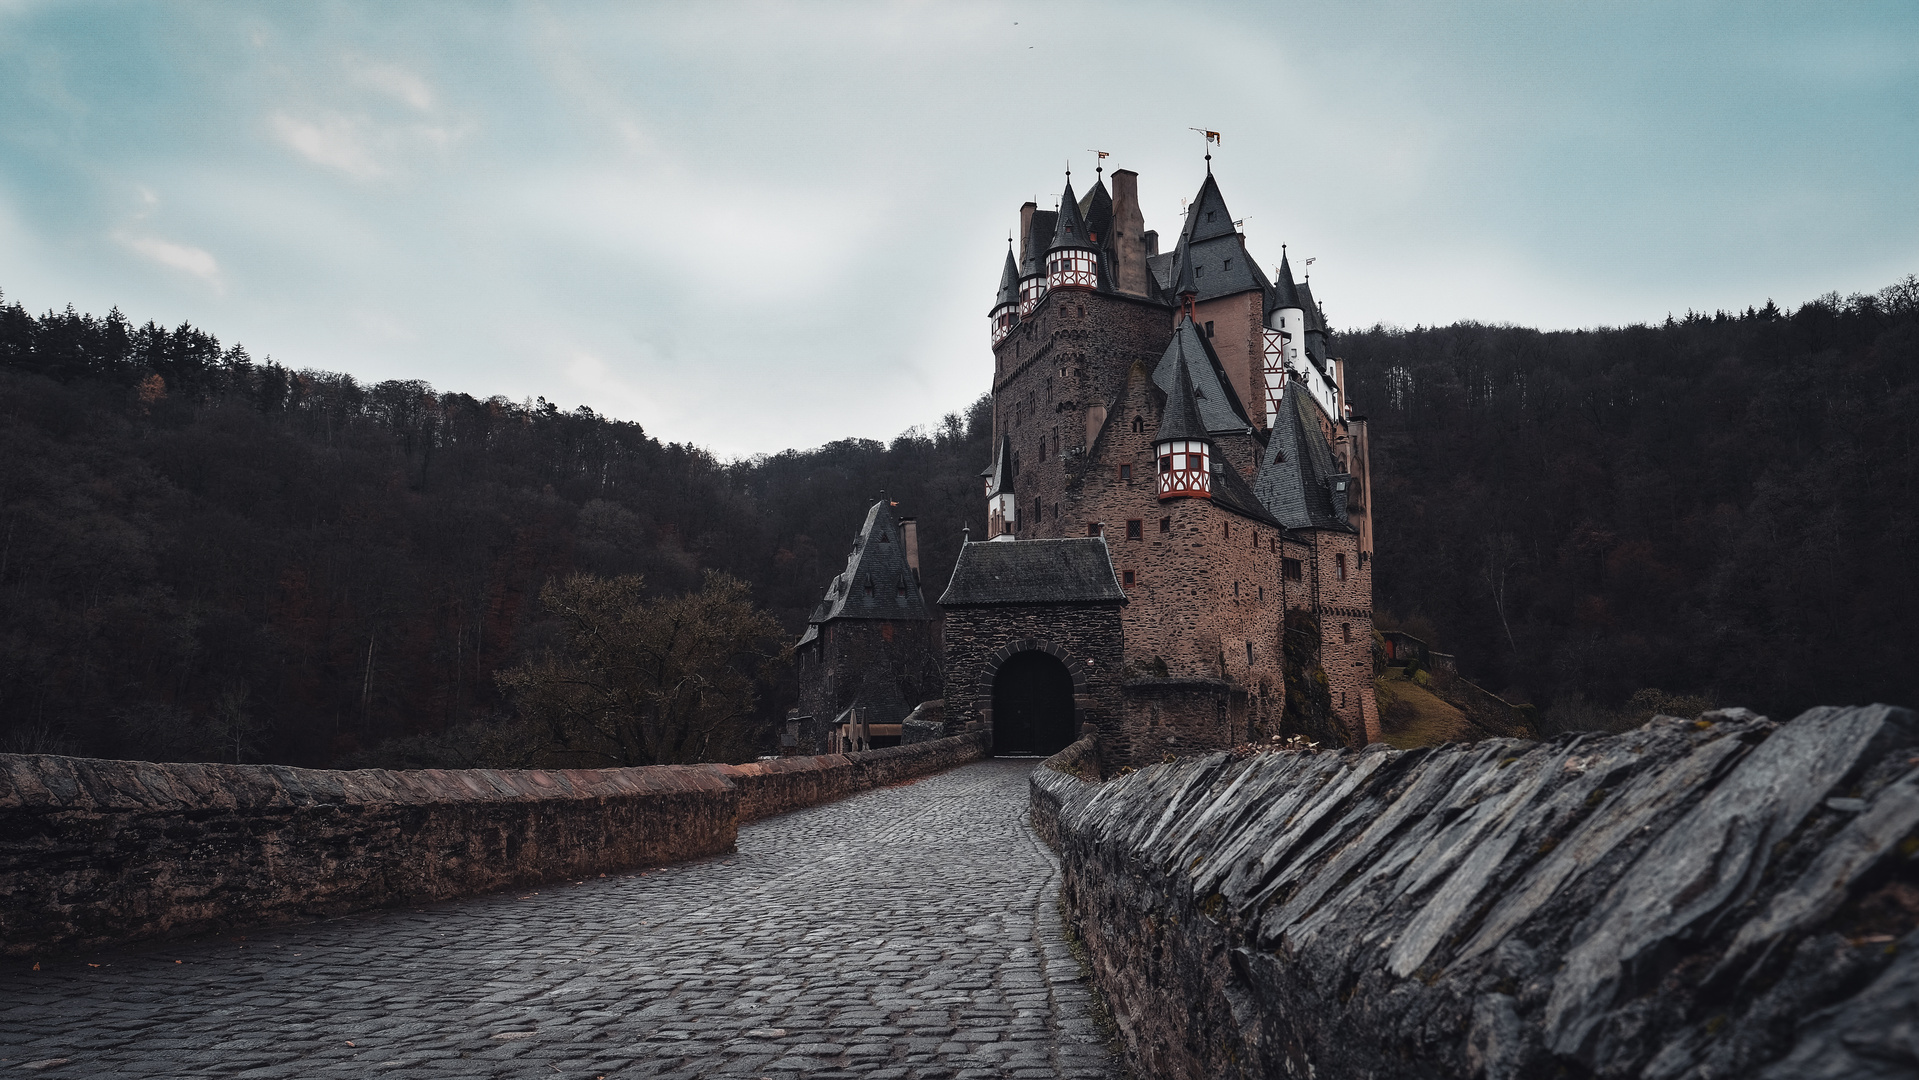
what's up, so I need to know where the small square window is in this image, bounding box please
[1122,570,1136,587]
[1087,523,1101,537]
[1160,516,1171,534]
[1126,519,1143,540]
[1119,463,1132,481]
[1283,558,1303,581]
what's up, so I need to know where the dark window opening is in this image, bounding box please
[1246,642,1254,666]
[1258,585,1264,601]
[1205,321,1214,337]
[1283,558,1303,581]
[1034,499,1043,522]
[1337,553,1348,581]
[1087,523,1101,537]
[1130,415,1144,433]
[1206,211,1216,222]
[1126,519,1143,540]
[1159,516,1171,533]
[1122,569,1135,587]
[1223,522,1230,539]
[1342,623,1352,644]
[1224,258,1233,269]
[1119,463,1132,481]
[1233,581,1240,597]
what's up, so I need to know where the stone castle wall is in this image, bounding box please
[1031,705,1919,1079]
[940,602,1127,760]
[0,731,985,957]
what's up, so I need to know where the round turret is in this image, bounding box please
[1046,175,1100,292]
[1154,340,1213,500]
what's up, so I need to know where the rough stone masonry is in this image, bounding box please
[1033,704,1919,1079]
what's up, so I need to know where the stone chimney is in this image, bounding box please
[1110,170,1149,297]
[899,517,920,582]
[1018,201,1037,260]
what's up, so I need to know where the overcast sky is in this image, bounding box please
[3,1,1915,456]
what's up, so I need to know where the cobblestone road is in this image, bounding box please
[1,759,1115,1079]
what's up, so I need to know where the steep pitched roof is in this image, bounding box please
[1147,251,1177,293]
[1183,172,1238,244]
[1051,178,1094,251]
[810,500,934,624]
[1021,210,1057,278]
[993,246,1019,311]
[1152,318,1255,436]
[1081,177,1113,244]
[1269,252,1303,314]
[1154,341,1208,443]
[1252,385,1353,532]
[987,432,1016,497]
[1173,232,1198,298]
[938,538,1126,607]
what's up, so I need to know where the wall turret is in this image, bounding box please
[985,433,1018,539]
[1154,339,1212,500]
[1018,205,1055,317]
[1047,175,1100,291]
[990,243,1020,345]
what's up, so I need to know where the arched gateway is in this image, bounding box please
[991,650,1076,755]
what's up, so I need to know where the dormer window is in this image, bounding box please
[1224,258,1232,269]
[1206,211,1216,222]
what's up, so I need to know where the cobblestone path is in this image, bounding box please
[1,759,1115,1079]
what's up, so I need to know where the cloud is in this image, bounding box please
[272,113,384,179]
[115,231,222,290]
[354,63,435,112]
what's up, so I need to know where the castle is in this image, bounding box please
[796,160,1376,766]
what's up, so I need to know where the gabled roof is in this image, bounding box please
[1021,210,1057,278]
[987,432,1016,497]
[808,499,934,626]
[939,538,1126,607]
[1252,385,1353,532]
[1154,340,1208,443]
[1051,177,1094,251]
[1147,252,1177,293]
[1152,318,1255,436]
[993,246,1019,311]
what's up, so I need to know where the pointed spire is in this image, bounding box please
[1155,328,1209,444]
[988,433,1016,497]
[1082,176,1113,245]
[1174,233,1198,301]
[995,245,1020,309]
[1273,246,1302,309]
[1183,172,1237,244]
[1050,174,1093,252]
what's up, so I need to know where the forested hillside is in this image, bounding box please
[0,294,990,766]
[1343,279,1919,727]
[3,277,1913,766]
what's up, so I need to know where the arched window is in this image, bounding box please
[1131,415,1144,434]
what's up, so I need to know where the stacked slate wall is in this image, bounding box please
[1032,705,1919,1079]
[2,731,985,957]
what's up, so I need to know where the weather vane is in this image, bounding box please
[1086,149,1109,180]
[1189,128,1221,171]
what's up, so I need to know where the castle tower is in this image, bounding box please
[991,244,1020,346]
[1017,204,1055,317]
[985,433,1018,539]
[1154,342,1212,500]
[1047,175,1101,291]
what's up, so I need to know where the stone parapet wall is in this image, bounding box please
[1032,706,1919,1079]
[2,730,985,957]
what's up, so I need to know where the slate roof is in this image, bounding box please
[1147,252,1177,292]
[1252,384,1353,532]
[993,246,1019,312]
[1152,319,1255,436]
[938,538,1126,607]
[807,500,933,626]
[1213,453,1283,528]
[1184,173,1238,243]
[1081,178,1113,244]
[1173,233,1198,297]
[1051,178,1094,251]
[987,433,1015,497]
[1154,343,1208,443]
[1021,210,1057,278]
[1268,252,1304,315]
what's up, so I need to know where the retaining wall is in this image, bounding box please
[1032,705,1919,1079]
[2,730,985,957]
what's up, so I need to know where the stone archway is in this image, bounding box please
[990,650,1077,756]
